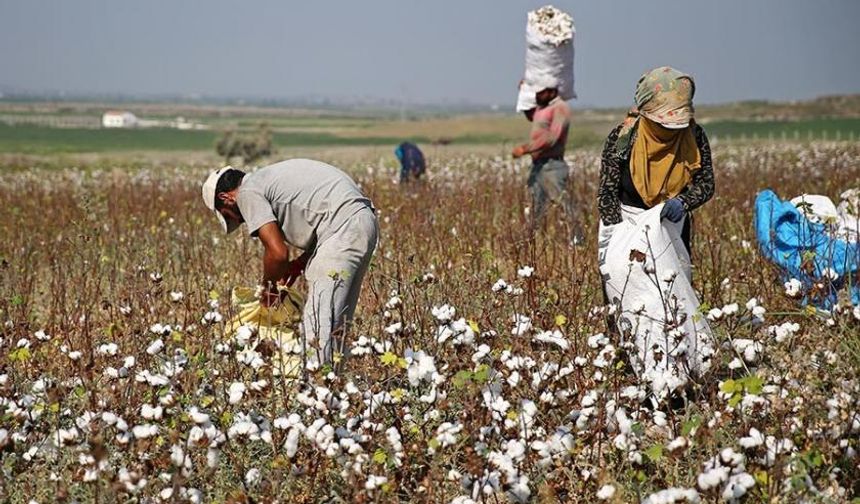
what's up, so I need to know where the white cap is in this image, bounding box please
[201,166,241,234]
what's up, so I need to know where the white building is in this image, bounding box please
[102,111,138,128]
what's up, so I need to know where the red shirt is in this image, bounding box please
[522,97,571,160]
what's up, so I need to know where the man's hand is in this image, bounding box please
[512,145,528,159]
[256,222,292,302]
[283,258,304,287]
[259,286,281,308]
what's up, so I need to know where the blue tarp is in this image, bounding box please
[755,189,860,309]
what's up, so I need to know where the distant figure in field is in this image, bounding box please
[597,66,715,256]
[512,80,582,245]
[394,141,426,183]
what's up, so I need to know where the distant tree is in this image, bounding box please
[215,123,273,165]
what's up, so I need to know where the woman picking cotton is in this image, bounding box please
[596,67,715,402]
[598,66,714,252]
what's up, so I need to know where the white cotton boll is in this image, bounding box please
[169,291,184,302]
[432,304,456,323]
[517,266,535,278]
[728,358,744,370]
[471,344,491,363]
[365,475,388,491]
[35,330,51,341]
[492,279,508,293]
[597,484,616,500]
[739,428,765,449]
[784,278,802,297]
[150,324,171,336]
[707,308,724,321]
[201,311,222,325]
[511,314,532,336]
[146,339,164,355]
[141,404,163,420]
[697,465,729,491]
[67,351,82,360]
[384,322,402,335]
[98,342,118,355]
[206,448,220,468]
[507,475,531,503]
[16,338,30,349]
[228,382,246,405]
[667,437,687,452]
[245,468,260,486]
[132,424,158,439]
[533,330,570,350]
[587,333,608,348]
[722,303,739,316]
[722,472,755,501]
[405,350,437,386]
[285,428,301,458]
[641,487,700,504]
[170,444,185,467]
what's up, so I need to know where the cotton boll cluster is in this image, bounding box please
[784,278,803,298]
[641,487,700,504]
[767,321,801,343]
[527,5,574,45]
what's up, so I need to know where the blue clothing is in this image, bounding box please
[754,189,860,309]
[395,142,425,182]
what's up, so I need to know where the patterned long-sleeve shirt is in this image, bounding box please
[597,122,714,225]
[521,97,571,161]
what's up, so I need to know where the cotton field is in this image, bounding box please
[1,141,859,502]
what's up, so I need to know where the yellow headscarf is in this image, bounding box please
[623,67,702,207]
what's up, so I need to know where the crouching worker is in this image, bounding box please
[202,159,378,366]
[395,141,426,183]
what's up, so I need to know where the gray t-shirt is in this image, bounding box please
[237,159,372,250]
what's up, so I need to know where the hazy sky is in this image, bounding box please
[2,0,859,108]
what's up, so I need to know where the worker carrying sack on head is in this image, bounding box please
[513,6,581,245]
[202,159,379,368]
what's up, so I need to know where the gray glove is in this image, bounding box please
[660,198,686,223]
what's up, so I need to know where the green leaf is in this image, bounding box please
[473,364,490,384]
[720,379,742,394]
[728,394,743,408]
[372,448,387,464]
[208,289,220,300]
[468,320,480,333]
[380,352,398,366]
[452,370,473,389]
[681,415,701,436]
[10,294,24,306]
[8,347,31,362]
[738,374,763,395]
[630,422,644,436]
[645,444,663,462]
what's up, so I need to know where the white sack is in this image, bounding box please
[516,5,576,112]
[598,204,714,395]
[791,193,860,241]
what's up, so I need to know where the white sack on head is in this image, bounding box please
[516,5,576,111]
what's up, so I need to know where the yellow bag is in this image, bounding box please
[226,286,305,378]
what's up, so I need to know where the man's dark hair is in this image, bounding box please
[214,169,246,209]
